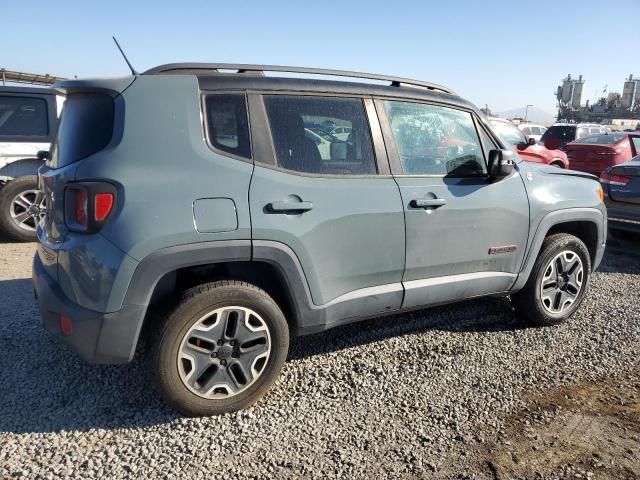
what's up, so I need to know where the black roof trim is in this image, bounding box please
[143,63,456,95]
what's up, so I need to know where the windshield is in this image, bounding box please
[489,121,526,146]
[573,133,626,144]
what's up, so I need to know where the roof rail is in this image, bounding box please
[1,68,66,86]
[143,63,456,95]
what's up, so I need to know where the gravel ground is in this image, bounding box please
[0,238,639,479]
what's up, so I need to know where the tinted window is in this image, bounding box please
[574,133,626,144]
[0,96,48,136]
[589,127,601,135]
[541,126,577,143]
[384,101,487,176]
[264,96,376,175]
[51,93,114,168]
[521,126,530,134]
[531,126,542,135]
[205,94,251,159]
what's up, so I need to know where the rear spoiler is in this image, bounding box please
[53,76,136,97]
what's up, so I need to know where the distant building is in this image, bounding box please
[556,74,640,124]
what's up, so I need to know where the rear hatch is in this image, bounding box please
[608,163,640,206]
[37,77,133,280]
[564,143,622,175]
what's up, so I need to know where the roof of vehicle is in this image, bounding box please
[0,85,57,95]
[144,62,456,94]
[551,123,606,128]
[518,123,547,128]
[487,117,516,125]
[137,63,483,111]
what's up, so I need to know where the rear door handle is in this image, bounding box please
[410,198,447,209]
[267,201,314,213]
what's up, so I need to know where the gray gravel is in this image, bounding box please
[0,238,639,479]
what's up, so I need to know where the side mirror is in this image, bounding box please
[488,149,515,181]
[37,150,51,161]
[528,137,536,146]
[330,141,347,161]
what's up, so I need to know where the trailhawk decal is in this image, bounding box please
[488,245,518,255]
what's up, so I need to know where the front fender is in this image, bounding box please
[512,207,606,291]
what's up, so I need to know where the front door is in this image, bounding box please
[249,94,406,318]
[377,99,530,308]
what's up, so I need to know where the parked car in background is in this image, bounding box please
[0,86,62,241]
[564,132,640,176]
[518,123,547,142]
[541,123,607,149]
[489,118,569,168]
[600,157,640,236]
[329,125,352,141]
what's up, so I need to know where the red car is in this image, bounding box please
[489,118,569,168]
[563,132,640,176]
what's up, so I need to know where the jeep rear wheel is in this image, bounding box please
[149,280,289,416]
[512,233,591,326]
[0,176,46,242]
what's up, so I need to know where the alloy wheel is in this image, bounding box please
[177,306,271,399]
[10,189,46,232]
[539,250,584,315]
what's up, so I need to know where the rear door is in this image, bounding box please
[377,99,530,309]
[248,93,405,314]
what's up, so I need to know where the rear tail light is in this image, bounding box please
[95,193,114,221]
[600,171,631,186]
[59,315,73,336]
[75,188,88,227]
[65,182,117,232]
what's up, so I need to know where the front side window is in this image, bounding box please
[0,96,48,136]
[383,101,487,176]
[264,95,376,175]
[205,94,251,159]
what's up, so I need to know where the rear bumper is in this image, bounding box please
[32,253,145,364]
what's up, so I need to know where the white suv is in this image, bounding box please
[518,123,547,142]
[0,86,63,241]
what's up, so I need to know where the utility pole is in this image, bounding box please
[525,104,533,122]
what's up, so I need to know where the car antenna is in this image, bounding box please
[112,36,138,75]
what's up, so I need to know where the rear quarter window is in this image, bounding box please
[204,94,251,159]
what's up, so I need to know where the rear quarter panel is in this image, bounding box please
[73,75,254,261]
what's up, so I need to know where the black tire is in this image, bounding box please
[511,233,591,326]
[0,176,41,242]
[149,280,289,416]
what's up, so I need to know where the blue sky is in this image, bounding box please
[3,0,639,115]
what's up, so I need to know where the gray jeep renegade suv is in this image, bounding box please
[33,64,607,416]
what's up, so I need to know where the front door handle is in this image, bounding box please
[267,201,314,213]
[410,198,447,209]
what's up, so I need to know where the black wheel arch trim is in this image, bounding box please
[512,207,606,291]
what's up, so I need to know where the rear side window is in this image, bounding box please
[0,96,48,136]
[541,126,576,143]
[204,94,251,159]
[264,95,377,175]
[383,100,487,176]
[51,93,114,168]
[574,133,626,144]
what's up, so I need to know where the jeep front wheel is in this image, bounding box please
[149,280,289,416]
[512,233,591,326]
